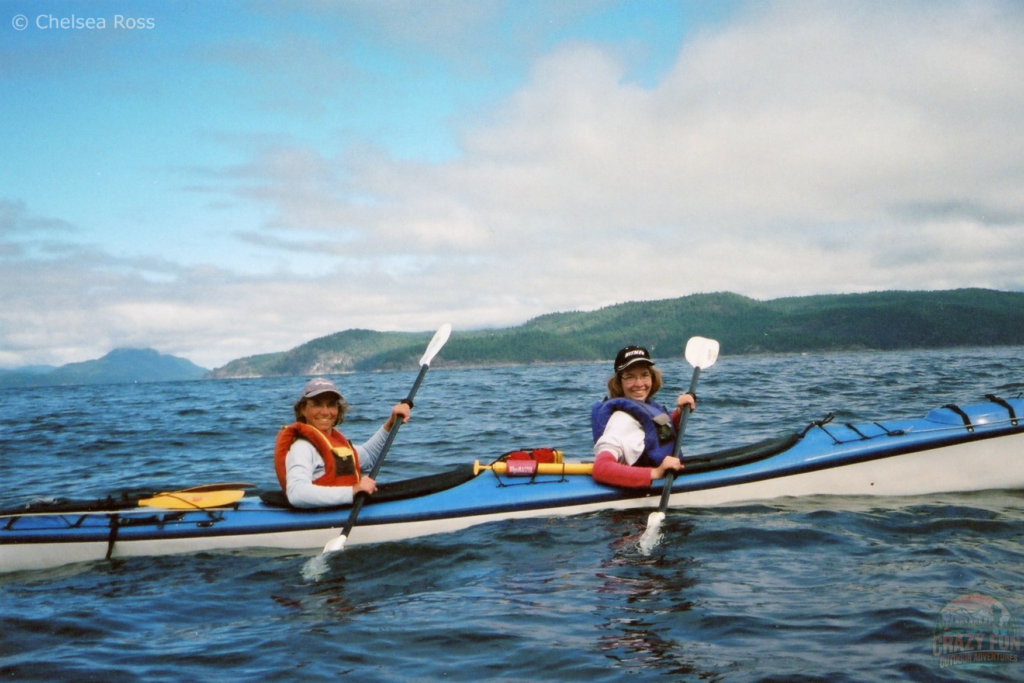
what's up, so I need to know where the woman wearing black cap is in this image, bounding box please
[273,377,411,508]
[590,346,696,488]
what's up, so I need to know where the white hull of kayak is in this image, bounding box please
[668,429,1024,507]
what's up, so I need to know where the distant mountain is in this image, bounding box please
[0,348,208,389]
[207,288,1024,378]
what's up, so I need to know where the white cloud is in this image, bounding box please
[213,1,1024,271]
[3,1,1023,369]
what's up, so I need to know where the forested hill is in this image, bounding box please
[206,289,1024,377]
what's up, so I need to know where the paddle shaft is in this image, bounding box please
[656,366,703,512]
[338,361,430,539]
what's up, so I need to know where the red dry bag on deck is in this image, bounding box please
[498,448,563,476]
[502,448,562,464]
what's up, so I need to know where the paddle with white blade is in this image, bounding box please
[637,336,720,554]
[322,323,452,555]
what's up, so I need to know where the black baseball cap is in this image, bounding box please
[614,346,654,373]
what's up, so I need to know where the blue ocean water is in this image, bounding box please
[2,346,1023,682]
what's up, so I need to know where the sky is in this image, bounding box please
[2,0,1022,370]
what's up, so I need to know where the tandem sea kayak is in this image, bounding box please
[3,396,1023,574]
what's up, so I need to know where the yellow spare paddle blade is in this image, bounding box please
[138,489,246,509]
[176,482,256,493]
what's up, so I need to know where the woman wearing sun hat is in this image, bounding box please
[274,377,411,508]
[590,346,697,488]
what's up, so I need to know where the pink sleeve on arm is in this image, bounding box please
[592,451,653,489]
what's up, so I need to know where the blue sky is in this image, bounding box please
[2,0,1022,369]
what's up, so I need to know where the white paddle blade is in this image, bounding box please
[645,510,665,529]
[323,534,348,554]
[684,336,720,370]
[419,323,452,366]
[637,511,666,555]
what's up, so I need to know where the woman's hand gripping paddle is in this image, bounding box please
[638,336,719,554]
[322,323,451,555]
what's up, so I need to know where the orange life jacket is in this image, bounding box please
[274,422,361,494]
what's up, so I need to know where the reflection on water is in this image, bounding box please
[591,512,708,676]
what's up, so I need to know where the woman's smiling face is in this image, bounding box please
[619,364,653,402]
[301,394,341,434]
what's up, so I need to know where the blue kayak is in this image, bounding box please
[3,396,1023,573]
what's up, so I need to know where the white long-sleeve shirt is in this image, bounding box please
[593,411,646,465]
[284,426,389,508]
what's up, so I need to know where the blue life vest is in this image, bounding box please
[590,398,677,466]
